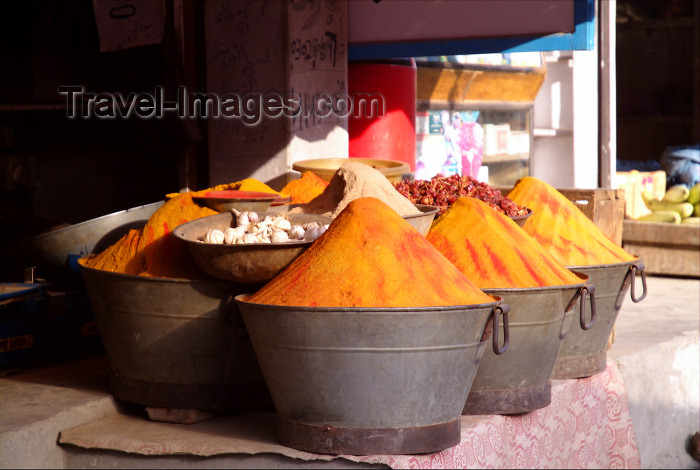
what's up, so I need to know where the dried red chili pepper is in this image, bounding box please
[393,174,529,217]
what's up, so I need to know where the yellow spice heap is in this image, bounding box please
[507,177,637,266]
[247,197,495,308]
[81,192,217,279]
[427,197,582,288]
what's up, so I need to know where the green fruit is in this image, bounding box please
[637,210,681,224]
[687,183,700,206]
[663,184,690,203]
[646,200,695,218]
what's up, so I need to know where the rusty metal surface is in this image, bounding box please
[463,381,551,416]
[173,211,332,283]
[79,264,269,410]
[276,416,461,456]
[551,350,607,379]
[464,275,589,415]
[235,295,505,454]
[552,259,644,379]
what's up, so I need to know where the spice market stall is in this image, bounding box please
[49,165,643,468]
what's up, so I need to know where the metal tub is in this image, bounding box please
[21,201,164,275]
[235,295,509,455]
[79,263,270,411]
[551,259,647,379]
[463,273,592,415]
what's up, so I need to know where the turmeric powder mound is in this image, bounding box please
[426,197,582,289]
[507,177,637,266]
[280,171,329,204]
[246,197,494,308]
[81,193,217,279]
[137,193,218,278]
[81,228,142,274]
[172,178,288,199]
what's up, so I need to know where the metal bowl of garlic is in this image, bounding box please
[174,210,332,283]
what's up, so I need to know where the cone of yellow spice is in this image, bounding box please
[280,171,329,204]
[80,192,217,279]
[246,196,494,308]
[507,177,637,266]
[427,197,582,288]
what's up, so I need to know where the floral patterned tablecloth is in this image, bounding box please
[343,358,640,469]
[58,358,640,469]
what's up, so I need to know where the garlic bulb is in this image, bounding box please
[223,227,240,245]
[272,217,291,231]
[231,209,259,227]
[204,229,225,244]
[304,224,329,241]
[288,225,305,240]
[247,211,260,224]
[243,233,260,244]
[270,229,289,243]
[202,211,327,245]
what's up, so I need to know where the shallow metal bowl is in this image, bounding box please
[404,204,439,236]
[193,190,279,213]
[510,207,533,227]
[173,211,332,283]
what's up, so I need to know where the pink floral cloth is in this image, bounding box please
[344,359,640,469]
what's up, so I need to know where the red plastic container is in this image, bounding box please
[348,59,417,171]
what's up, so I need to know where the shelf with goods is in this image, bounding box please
[413,57,543,186]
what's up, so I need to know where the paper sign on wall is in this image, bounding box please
[92,0,165,52]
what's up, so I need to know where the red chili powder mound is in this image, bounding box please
[246,197,495,308]
[507,177,637,266]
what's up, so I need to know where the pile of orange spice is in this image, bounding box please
[426,197,582,289]
[280,171,329,204]
[246,197,495,308]
[507,177,637,266]
[80,192,218,279]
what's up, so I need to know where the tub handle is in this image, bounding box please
[579,285,596,331]
[629,261,647,303]
[491,304,510,355]
[222,294,249,342]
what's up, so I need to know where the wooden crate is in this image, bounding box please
[615,170,666,220]
[554,188,627,246]
[622,220,700,278]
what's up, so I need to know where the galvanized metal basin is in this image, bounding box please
[551,258,647,379]
[463,273,592,415]
[21,201,164,275]
[235,295,508,455]
[79,263,270,411]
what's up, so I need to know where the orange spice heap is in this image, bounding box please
[168,178,288,199]
[246,197,495,308]
[426,197,582,289]
[80,192,217,279]
[280,171,329,204]
[507,177,637,266]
